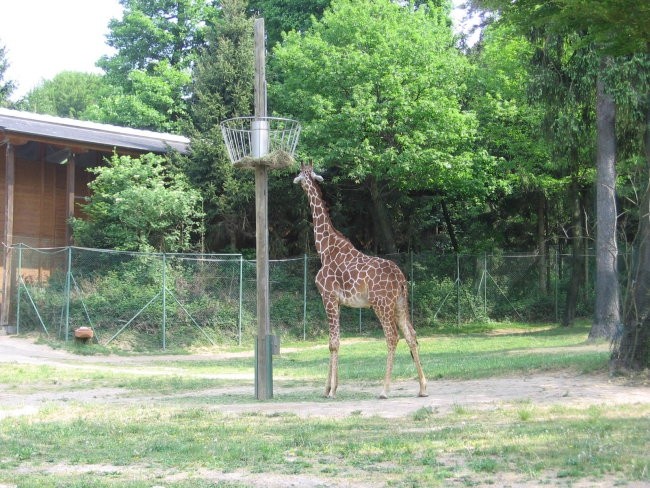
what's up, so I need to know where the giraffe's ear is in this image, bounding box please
[313,172,324,182]
[293,174,304,184]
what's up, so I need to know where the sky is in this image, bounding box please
[0,0,478,103]
[0,0,123,101]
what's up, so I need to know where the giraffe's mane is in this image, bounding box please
[310,174,357,251]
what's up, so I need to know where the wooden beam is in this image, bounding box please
[65,155,76,245]
[4,133,146,157]
[6,136,30,146]
[1,142,15,329]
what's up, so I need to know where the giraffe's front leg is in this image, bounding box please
[323,294,340,399]
[379,342,396,399]
[326,348,339,398]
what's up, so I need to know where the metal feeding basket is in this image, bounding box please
[220,116,301,169]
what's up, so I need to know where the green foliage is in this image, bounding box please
[71,153,204,252]
[271,0,486,197]
[269,0,504,254]
[94,0,215,131]
[99,0,212,79]
[470,24,548,172]
[191,0,254,129]
[15,71,108,118]
[0,41,15,105]
[472,0,649,56]
[85,60,191,132]
[185,0,256,252]
[248,0,330,47]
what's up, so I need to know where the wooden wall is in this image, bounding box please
[1,151,94,248]
[0,145,97,294]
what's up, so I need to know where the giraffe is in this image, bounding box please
[294,163,427,399]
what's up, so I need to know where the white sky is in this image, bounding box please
[0,0,477,103]
[0,0,123,101]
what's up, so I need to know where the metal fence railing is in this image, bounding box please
[0,244,601,349]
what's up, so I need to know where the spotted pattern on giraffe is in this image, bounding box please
[294,163,428,399]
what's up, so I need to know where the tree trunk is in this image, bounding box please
[612,97,650,369]
[368,176,397,254]
[441,199,460,254]
[563,181,583,326]
[591,60,620,339]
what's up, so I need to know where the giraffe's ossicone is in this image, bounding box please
[294,163,428,399]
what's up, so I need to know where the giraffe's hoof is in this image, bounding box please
[378,392,389,400]
[418,391,429,398]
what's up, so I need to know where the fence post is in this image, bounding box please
[162,253,167,350]
[410,250,414,326]
[16,244,22,334]
[484,253,488,316]
[64,246,72,341]
[303,253,307,341]
[239,255,243,346]
[555,250,559,322]
[457,254,461,326]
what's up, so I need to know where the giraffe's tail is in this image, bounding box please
[396,282,418,342]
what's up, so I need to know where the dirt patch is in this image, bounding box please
[1,336,648,420]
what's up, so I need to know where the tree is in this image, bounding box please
[185,0,256,251]
[0,42,15,105]
[526,34,600,326]
[549,1,649,339]
[71,153,204,253]
[15,72,107,118]
[471,0,650,359]
[271,0,490,253]
[610,53,650,369]
[467,23,558,268]
[85,60,191,131]
[592,56,620,338]
[94,0,215,131]
[99,0,211,83]
[247,0,330,47]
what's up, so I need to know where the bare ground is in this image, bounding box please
[1,335,648,419]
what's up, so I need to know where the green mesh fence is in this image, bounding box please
[2,244,600,349]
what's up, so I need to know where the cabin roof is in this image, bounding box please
[0,108,190,154]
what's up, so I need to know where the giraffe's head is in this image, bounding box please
[293,163,324,190]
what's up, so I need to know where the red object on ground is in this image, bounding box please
[74,327,94,339]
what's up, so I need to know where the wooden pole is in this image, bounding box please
[1,142,15,331]
[254,18,267,119]
[65,153,76,245]
[253,18,272,400]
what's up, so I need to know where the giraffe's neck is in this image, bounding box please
[304,181,356,261]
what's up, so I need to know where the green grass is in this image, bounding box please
[275,322,608,382]
[1,404,648,487]
[0,322,644,487]
[2,323,607,398]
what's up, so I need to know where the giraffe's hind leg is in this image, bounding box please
[374,301,399,399]
[396,299,427,397]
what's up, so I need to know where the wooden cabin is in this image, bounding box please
[0,108,189,332]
